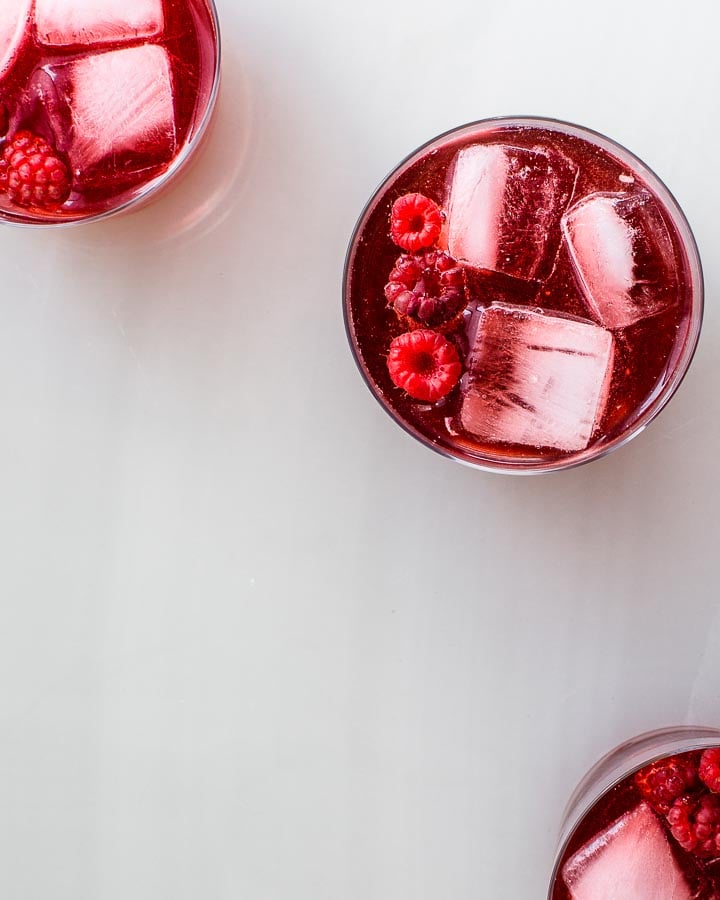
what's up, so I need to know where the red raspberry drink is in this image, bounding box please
[0,0,220,224]
[549,729,720,899]
[344,118,703,473]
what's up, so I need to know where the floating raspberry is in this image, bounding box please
[387,329,462,402]
[384,250,466,329]
[0,131,71,210]
[634,753,700,814]
[700,749,720,794]
[667,793,720,858]
[390,193,442,252]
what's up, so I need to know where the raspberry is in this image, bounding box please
[384,250,466,329]
[700,749,720,793]
[634,753,700,814]
[0,131,71,210]
[390,193,442,252]
[386,329,462,402]
[667,793,720,858]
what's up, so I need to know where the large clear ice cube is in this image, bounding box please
[460,303,614,452]
[0,0,32,80]
[562,191,678,330]
[562,802,693,900]
[35,0,163,47]
[32,44,176,182]
[441,143,577,281]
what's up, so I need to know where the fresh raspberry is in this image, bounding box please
[0,131,71,210]
[700,749,720,793]
[386,329,462,402]
[390,193,442,252]
[634,753,700,814]
[384,249,466,329]
[667,793,720,858]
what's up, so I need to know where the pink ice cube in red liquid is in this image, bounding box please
[35,0,163,47]
[460,303,614,453]
[441,143,577,281]
[0,0,32,80]
[562,802,693,899]
[59,44,176,175]
[562,191,678,330]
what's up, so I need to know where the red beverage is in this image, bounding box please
[344,118,703,473]
[549,729,720,899]
[0,0,219,224]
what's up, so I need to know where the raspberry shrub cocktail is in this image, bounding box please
[344,118,703,473]
[549,731,720,899]
[0,0,219,224]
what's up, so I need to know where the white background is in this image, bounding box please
[1,0,718,897]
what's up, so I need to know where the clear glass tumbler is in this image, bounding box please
[548,727,720,898]
[344,117,703,474]
[0,0,221,226]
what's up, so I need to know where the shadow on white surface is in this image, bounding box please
[55,47,254,254]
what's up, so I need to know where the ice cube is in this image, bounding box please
[460,303,614,452]
[35,45,176,180]
[35,0,163,47]
[562,802,693,899]
[562,191,678,330]
[441,143,577,281]
[0,0,32,80]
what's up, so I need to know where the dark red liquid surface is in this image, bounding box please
[345,122,698,468]
[0,0,218,222]
[551,749,720,898]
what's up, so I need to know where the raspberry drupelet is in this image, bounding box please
[700,749,720,794]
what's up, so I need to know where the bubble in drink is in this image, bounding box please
[344,118,702,473]
[0,0,219,224]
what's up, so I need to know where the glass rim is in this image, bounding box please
[0,0,222,229]
[343,115,705,476]
[547,726,720,898]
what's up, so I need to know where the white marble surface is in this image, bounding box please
[0,0,718,897]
